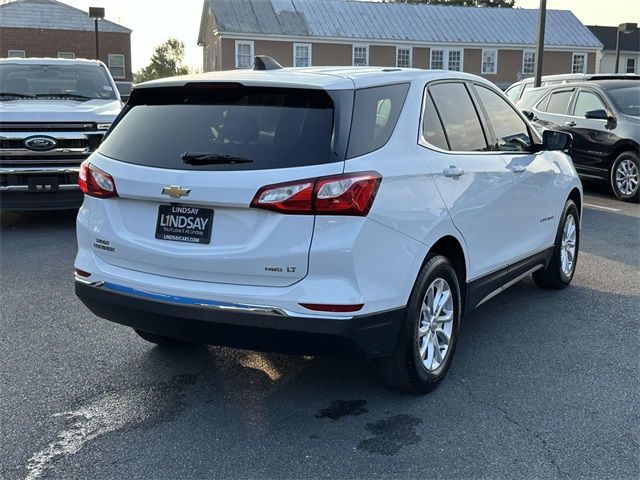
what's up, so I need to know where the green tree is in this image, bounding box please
[389,0,515,7]
[135,38,190,83]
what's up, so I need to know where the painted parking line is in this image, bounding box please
[584,202,620,212]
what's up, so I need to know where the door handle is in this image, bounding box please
[565,121,577,127]
[443,166,464,178]
[511,165,527,174]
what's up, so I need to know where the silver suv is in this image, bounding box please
[0,58,122,210]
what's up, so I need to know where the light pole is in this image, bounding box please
[88,7,105,60]
[615,23,638,74]
[533,0,547,88]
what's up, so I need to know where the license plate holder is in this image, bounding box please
[155,205,213,245]
[28,176,59,193]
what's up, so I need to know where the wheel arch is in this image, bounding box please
[424,235,468,302]
[568,187,582,221]
[609,140,639,168]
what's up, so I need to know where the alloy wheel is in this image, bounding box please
[418,278,454,372]
[560,214,577,277]
[615,159,639,196]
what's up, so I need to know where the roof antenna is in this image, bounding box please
[253,55,283,71]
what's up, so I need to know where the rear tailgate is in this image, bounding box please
[87,84,346,287]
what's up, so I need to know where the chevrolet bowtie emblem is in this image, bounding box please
[161,185,191,198]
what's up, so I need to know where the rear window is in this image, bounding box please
[99,86,335,171]
[347,83,409,158]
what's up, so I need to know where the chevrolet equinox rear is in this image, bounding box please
[75,61,582,393]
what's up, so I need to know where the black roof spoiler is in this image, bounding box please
[253,55,283,71]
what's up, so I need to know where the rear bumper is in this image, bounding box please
[75,280,404,358]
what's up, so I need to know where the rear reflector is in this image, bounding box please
[251,171,381,216]
[75,268,91,277]
[79,161,118,199]
[299,303,364,313]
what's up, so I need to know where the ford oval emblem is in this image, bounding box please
[23,136,58,151]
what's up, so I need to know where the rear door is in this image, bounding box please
[90,84,345,287]
[419,81,515,280]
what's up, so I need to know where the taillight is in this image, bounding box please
[250,172,381,216]
[79,161,118,199]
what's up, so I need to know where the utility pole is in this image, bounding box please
[88,7,105,60]
[533,0,547,88]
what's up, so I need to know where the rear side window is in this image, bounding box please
[429,82,488,152]
[347,83,409,158]
[421,92,449,150]
[475,85,531,152]
[541,90,573,115]
[99,86,335,171]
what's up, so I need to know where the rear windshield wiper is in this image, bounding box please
[181,152,254,165]
[35,93,93,101]
[0,92,36,99]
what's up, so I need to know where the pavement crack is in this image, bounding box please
[455,379,566,478]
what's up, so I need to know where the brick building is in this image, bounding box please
[0,0,132,81]
[198,0,603,88]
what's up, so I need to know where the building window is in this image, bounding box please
[448,50,462,71]
[396,47,411,68]
[522,51,535,75]
[430,50,444,70]
[572,53,587,74]
[353,45,369,67]
[108,54,125,79]
[293,43,311,68]
[481,49,498,75]
[58,52,75,59]
[8,50,25,58]
[626,58,636,74]
[430,49,463,71]
[235,40,254,69]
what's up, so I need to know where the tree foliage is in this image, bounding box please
[135,38,190,83]
[389,0,515,7]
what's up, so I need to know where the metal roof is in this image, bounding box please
[587,25,640,52]
[200,0,602,49]
[0,0,131,33]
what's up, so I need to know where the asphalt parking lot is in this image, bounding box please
[1,181,638,480]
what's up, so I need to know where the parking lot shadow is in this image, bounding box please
[581,207,640,268]
[0,209,77,231]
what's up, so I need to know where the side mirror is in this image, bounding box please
[543,130,573,151]
[585,109,613,121]
[522,110,535,121]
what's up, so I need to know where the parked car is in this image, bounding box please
[524,79,639,202]
[0,57,122,210]
[74,60,582,393]
[505,73,640,104]
[115,81,133,103]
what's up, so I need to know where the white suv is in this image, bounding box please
[74,61,582,393]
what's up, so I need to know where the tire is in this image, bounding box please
[610,150,639,203]
[134,329,193,347]
[533,200,580,289]
[378,254,461,394]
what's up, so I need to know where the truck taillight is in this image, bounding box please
[251,172,381,216]
[78,161,118,199]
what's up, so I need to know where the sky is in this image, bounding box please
[56,0,640,73]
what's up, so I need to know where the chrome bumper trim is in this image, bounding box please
[0,184,79,191]
[0,167,81,174]
[74,279,354,320]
